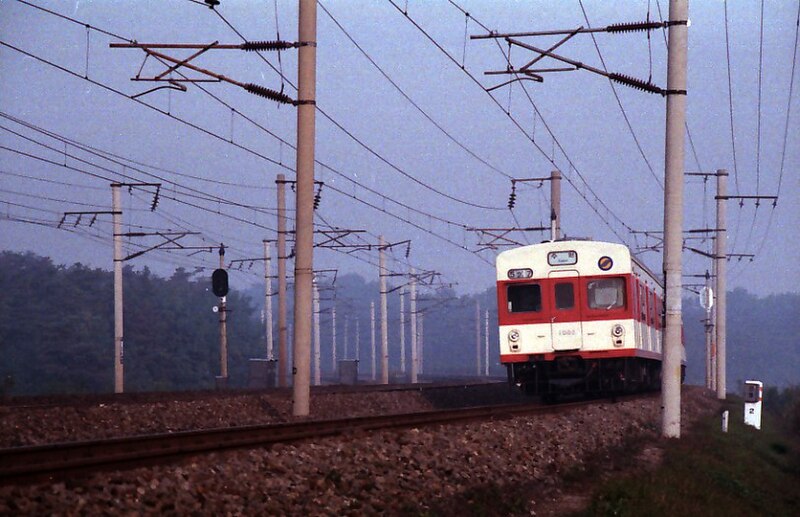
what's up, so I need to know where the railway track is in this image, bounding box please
[0,392,652,485]
[0,378,507,411]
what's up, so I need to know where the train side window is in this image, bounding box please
[587,278,626,310]
[554,282,575,310]
[507,283,542,313]
[640,285,647,321]
[656,296,663,328]
[649,292,657,326]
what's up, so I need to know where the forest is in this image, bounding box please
[0,251,797,396]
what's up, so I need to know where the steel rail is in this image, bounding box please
[0,392,653,485]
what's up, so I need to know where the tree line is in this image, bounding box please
[0,250,797,396]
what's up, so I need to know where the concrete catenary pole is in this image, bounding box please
[399,287,406,374]
[291,0,317,416]
[484,309,490,376]
[410,269,418,383]
[276,174,288,387]
[370,300,376,380]
[379,236,389,384]
[661,0,689,439]
[112,183,124,393]
[710,257,717,392]
[475,300,481,375]
[313,280,321,385]
[704,270,713,390]
[344,316,349,360]
[331,302,337,372]
[264,240,274,360]
[715,169,728,399]
[551,169,561,241]
[218,244,228,384]
[355,319,360,365]
[419,312,424,374]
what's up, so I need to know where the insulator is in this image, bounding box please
[242,40,297,52]
[609,73,664,95]
[313,193,321,209]
[244,83,295,105]
[405,242,411,258]
[606,21,664,33]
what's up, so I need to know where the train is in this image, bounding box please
[496,239,683,398]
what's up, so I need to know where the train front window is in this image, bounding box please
[587,278,626,310]
[507,283,542,313]
[554,282,575,310]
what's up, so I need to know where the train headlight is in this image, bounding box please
[611,324,625,338]
[508,329,520,342]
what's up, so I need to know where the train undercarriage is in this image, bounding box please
[507,356,675,400]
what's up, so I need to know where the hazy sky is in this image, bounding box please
[1,0,798,298]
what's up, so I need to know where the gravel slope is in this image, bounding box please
[0,385,719,515]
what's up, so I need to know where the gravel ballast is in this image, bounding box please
[0,386,719,515]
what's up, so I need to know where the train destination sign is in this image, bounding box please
[547,250,577,266]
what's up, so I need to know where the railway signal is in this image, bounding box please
[211,268,229,297]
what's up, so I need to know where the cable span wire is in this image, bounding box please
[777,0,800,201]
[0,122,282,217]
[0,187,109,209]
[0,168,108,190]
[8,2,510,269]
[0,142,281,234]
[722,0,741,194]
[197,1,505,211]
[753,0,799,258]
[577,0,663,190]
[756,0,765,196]
[318,0,512,181]
[740,0,769,257]
[0,40,485,268]
[390,0,634,244]
[10,2,493,231]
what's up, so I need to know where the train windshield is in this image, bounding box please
[587,278,626,310]
[507,283,542,313]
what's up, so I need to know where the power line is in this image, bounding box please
[577,0,663,190]
[318,0,512,181]
[756,0,765,196]
[722,0,741,193]
[0,41,480,266]
[391,0,635,244]
[6,3,493,235]
[0,120,282,218]
[191,0,504,211]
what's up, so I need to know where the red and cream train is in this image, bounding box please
[496,239,682,397]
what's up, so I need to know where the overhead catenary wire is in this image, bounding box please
[191,0,504,211]
[4,1,487,284]
[11,0,493,231]
[722,0,741,194]
[0,121,283,218]
[577,0,663,190]
[0,41,481,267]
[753,0,799,258]
[7,1,511,266]
[396,0,635,244]
[318,0,512,181]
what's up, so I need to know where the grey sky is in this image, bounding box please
[1,0,798,298]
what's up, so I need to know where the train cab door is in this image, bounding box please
[549,271,583,351]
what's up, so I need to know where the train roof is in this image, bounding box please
[496,239,662,285]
